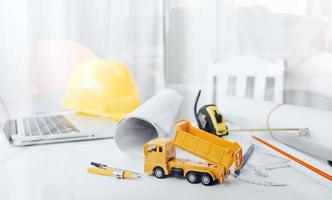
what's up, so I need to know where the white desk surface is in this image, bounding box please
[1,93,332,200]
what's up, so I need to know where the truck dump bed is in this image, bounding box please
[173,120,242,170]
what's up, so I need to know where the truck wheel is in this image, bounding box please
[186,172,200,184]
[200,173,214,186]
[153,167,166,179]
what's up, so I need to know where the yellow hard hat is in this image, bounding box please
[62,58,140,120]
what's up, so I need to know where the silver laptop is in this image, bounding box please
[0,98,115,146]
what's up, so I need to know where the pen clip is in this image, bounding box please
[90,162,107,168]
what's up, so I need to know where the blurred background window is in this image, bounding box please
[0,0,165,102]
[264,77,275,101]
[227,76,237,96]
[245,76,255,98]
[1,0,332,118]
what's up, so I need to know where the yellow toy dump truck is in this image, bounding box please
[144,120,243,186]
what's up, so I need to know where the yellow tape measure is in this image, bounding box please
[194,90,228,137]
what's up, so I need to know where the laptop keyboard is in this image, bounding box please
[23,115,79,136]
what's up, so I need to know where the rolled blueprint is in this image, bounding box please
[115,89,183,157]
[219,96,332,163]
[267,104,332,162]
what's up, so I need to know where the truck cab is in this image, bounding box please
[143,138,175,176]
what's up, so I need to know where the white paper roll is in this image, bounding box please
[115,89,183,157]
